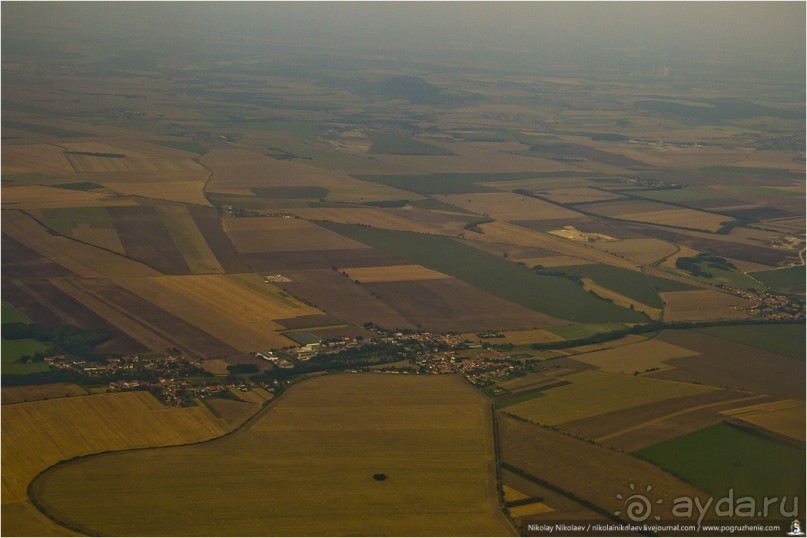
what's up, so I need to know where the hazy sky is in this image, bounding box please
[3,2,805,72]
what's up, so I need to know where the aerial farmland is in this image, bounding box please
[1,3,804,537]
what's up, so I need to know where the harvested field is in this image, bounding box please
[660,290,751,322]
[2,383,86,405]
[474,221,641,271]
[536,187,624,204]
[114,275,315,352]
[202,148,415,203]
[721,399,806,442]
[557,390,764,449]
[103,180,210,206]
[280,269,417,330]
[498,414,709,521]
[291,206,468,236]
[3,211,159,278]
[363,278,565,332]
[34,374,513,537]
[65,154,201,174]
[504,369,714,425]
[493,329,565,346]
[156,206,224,274]
[652,330,806,400]
[243,247,403,272]
[200,359,231,376]
[224,217,368,253]
[591,238,678,265]
[2,391,228,537]
[500,468,607,525]
[2,185,135,209]
[47,277,236,357]
[2,143,76,176]
[204,398,260,426]
[2,278,147,354]
[617,208,730,232]
[1,232,74,278]
[443,192,582,221]
[572,337,699,374]
[342,264,452,283]
[108,206,191,275]
[188,207,252,273]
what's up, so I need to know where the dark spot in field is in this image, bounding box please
[373,473,387,481]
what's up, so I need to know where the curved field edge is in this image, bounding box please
[5,391,267,537]
[29,375,516,537]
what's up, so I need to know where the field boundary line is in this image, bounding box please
[594,394,767,443]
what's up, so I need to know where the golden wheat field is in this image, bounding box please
[721,399,806,442]
[2,392,230,537]
[114,275,321,351]
[33,374,514,536]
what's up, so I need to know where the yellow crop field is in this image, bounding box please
[519,255,590,267]
[1,383,86,405]
[443,192,582,221]
[508,502,555,517]
[343,264,452,282]
[592,238,678,265]
[2,185,135,209]
[33,374,514,536]
[2,391,229,537]
[223,217,368,253]
[572,337,700,374]
[156,206,225,274]
[202,148,417,202]
[291,206,468,236]
[661,290,751,322]
[580,278,662,320]
[616,208,729,232]
[2,144,76,176]
[3,210,160,278]
[504,369,714,425]
[503,485,530,502]
[721,399,806,442]
[114,275,320,351]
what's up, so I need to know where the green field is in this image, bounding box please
[354,172,549,194]
[549,264,665,308]
[749,265,805,294]
[40,207,114,235]
[2,339,52,374]
[2,173,58,185]
[150,139,207,155]
[696,324,805,360]
[2,301,32,324]
[319,223,647,323]
[637,423,805,503]
[366,131,454,155]
[2,120,93,138]
[547,323,626,340]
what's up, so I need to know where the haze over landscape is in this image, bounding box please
[1,2,805,537]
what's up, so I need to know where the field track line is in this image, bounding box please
[594,394,769,443]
